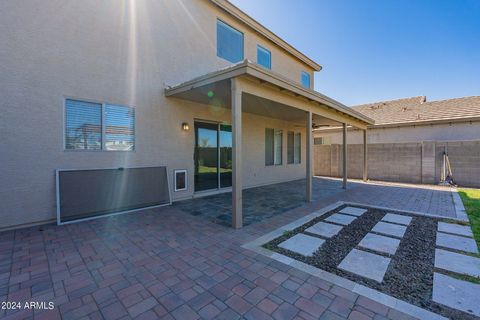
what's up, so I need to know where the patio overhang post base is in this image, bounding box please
[231,78,243,229]
[363,129,368,182]
[342,123,347,189]
[306,111,313,202]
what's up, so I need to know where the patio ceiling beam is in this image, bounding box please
[231,78,243,229]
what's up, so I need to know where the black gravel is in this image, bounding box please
[264,205,479,320]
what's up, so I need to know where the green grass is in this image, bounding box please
[198,166,231,174]
[442,270,480,284]
[458,188,480,250]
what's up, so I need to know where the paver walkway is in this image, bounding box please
[0,178,459,319]
[433,222,480,317]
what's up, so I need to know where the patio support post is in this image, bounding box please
[231,78,243,229]
[363,129,368,182]
[342,123,347,189]
[306,111,313,202]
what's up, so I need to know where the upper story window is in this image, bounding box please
[65,99,135,151]
[257,45,271,69]
[217,20,244,63]
[301,71,311,88]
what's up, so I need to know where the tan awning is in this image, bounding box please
[165,60,374,129]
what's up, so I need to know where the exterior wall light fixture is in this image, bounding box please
[182,122,190,131]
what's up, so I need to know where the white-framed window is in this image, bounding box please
[314,137,331,145]
[287,132,301,164]
[265,128,283,166]
[217,20,244,63]
[301,71,311,88]
[257,45,271,69]
[65,99,135,151]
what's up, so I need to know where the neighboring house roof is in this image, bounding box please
[210,0,322,71]
[352,96,480,126]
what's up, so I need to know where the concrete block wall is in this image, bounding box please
[314,140,480,187]
[434,140,480,187]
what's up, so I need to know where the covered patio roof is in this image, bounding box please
[165,60,372,228]
[164,60,374,129]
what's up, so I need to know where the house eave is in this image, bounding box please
[314,116,480,133]
[165,60,374,126]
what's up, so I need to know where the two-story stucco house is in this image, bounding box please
[0,0,373,230]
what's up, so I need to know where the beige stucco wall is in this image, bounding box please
[0,0,312,229]
[315,121,480,144]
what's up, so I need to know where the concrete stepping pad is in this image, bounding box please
[433,272,480,317]
[435,249,480,278]
[339,206,367,217]
[436,232,478,254]
[278,234,325,257]
[372,221,407,238]
[381,213,412,226]
[358,233,401,255]
[438,222,473,238]
[325,214,357,226]
[338,249,391,282]
[305,222,343,238]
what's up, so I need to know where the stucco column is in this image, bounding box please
[342,123,347,189]
[306,111,313,202]
[231,78,242,229]
[363,129,368,182]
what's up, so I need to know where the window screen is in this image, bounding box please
[301,71,311,88]
[257,45,271,69]
[217,20,244,63]
[105,105,135,151]
[65,99,102,150]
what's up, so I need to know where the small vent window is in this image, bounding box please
[314,137,331,145]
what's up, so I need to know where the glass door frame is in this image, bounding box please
[194,119,232,193]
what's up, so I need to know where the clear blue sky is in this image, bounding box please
[230,0,480,106]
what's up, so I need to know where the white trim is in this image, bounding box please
[174,169,188,192]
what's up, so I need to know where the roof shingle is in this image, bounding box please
[352,96,480,125]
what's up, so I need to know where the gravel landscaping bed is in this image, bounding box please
[263,205,478,320]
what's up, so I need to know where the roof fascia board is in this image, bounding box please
[315,116,480,133]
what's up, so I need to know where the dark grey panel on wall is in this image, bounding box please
[57,166,170,224]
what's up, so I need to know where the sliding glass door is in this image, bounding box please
[194,121,232,192]
[219,124,232,188]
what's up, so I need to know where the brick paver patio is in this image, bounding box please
[0,178,457,319]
